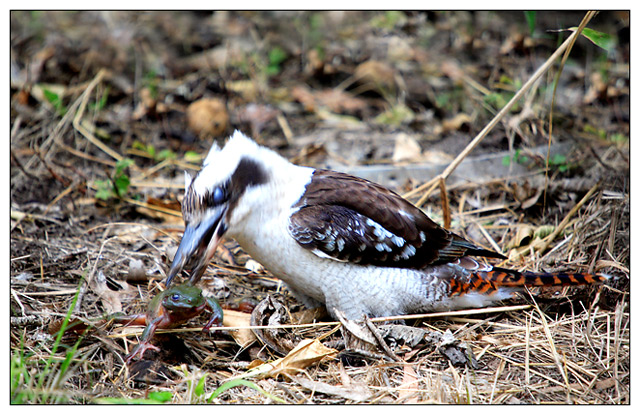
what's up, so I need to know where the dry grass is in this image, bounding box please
[10,11,629,404]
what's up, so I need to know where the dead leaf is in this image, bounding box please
[222,309,257,348]
[420,149,454,165]
[315,89,368,114]
[292,84,368,115]
[335,310,377,351]
[244,259,264,273]
[434,113,471,136]
[132,87,159,120]
[353,60,397,95]
[243,338,337,379]
[293,375,371,402]
[290,307,329,324]
[250,296,298,355]
[506,224,556,253]
[378,324,430,348]
[291,85,317,112]
[398,364,419,403]
[437,329,477,368]
[510,180,543,209]
[440,59,465,83]
[304,48,325,76]
[392,133,422,163]
[226,79,258,102]
[500,32,527,55]
[507,224,535,249]
[88,270,136,314]
[583,71,625,104]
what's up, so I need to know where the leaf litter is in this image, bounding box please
[10,11,628,404]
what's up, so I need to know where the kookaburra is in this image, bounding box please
[165,131,607,320]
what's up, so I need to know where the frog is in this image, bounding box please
[110,283,223,363]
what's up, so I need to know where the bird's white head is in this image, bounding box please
[166,130,283,285]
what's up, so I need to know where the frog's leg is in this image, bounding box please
[108,312,147,327]
[125,316,164,362]
[202,297,224,332]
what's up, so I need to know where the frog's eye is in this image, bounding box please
[170,293,181,302]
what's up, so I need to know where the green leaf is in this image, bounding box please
[132,140,147,151]
[524,11,536,35]
[114,158,134,176]
[89,86,110,111]
[184,151,202,163]
[42,88,60,105]
[94,180,113,200]
[113,174,130,196]
[147,391,173,403]
[268,46,287,66]
[42,88,67,115]
[609,133,628,143]
[570,26,615,51]
[156,149,176,161]
[499,75,514,85]
[194,375,207,397]
[266,46,287,76]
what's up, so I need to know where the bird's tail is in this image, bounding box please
[449,267,609,297]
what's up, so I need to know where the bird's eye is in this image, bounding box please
[212,186,225,204]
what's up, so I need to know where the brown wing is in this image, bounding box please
[288,169,503,268]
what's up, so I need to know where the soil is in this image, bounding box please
[10,11,629,404]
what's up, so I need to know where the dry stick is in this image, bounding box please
[108,304,533,339]
[544,11,598,211]
[121,196,182,217]
[530,297,572,402]
[525,313,531,386]
[439,177,451,229]
[71,69,123,162]
[536,181,600,255]
[403,19,589,209]
[612,295,625,402]
[26,88,83,171]
[73,229,116,315]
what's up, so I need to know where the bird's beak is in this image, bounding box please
[165,206,228,286]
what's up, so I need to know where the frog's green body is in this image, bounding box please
[112,283,223,362]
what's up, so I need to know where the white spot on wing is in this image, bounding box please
[391,235,405,247]
[375,242,392,252]
[397,209,413,220]
[400,244,416,259]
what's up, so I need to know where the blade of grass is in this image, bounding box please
[207,379,286,403]
[36,276,85,398]
[544,11,597,210]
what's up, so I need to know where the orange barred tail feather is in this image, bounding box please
[449,267,609,297]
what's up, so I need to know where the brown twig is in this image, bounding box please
[544,11,598,211]
[537,181,601,254]
[407,15,592,210]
